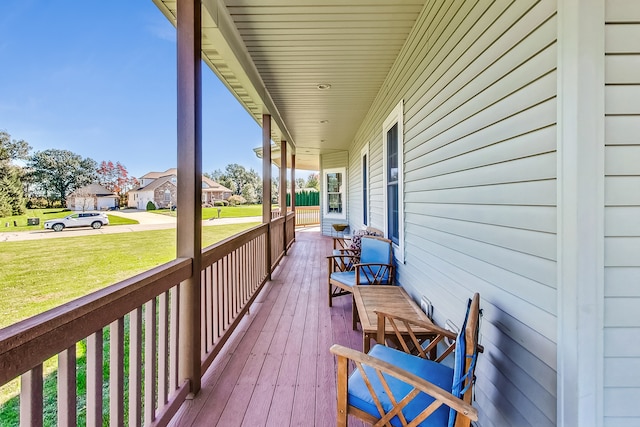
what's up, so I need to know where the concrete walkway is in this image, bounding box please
[0,210,262,242]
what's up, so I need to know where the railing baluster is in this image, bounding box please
[169,286,180,394]
[129,307,142,427]
[204,267,213,352]
[200,269,207,357]
[217,260,223,341]
[86,331,103,427]
[144,299,157,425]
[158,291,169,408]
[58,345,77,427]
[232,250,238,316]
[110,318,124,427]
[224,256,230,328]
[20,364,43,427]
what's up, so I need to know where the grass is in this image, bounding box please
[0,222,259,425]
[154,204,277,219]
[0,209,138,232]
[0,222,258,328]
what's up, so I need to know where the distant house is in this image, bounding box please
[66,183,119,211]
[128,168,232,209]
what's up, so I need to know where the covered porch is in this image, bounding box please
[168,227,362,427]
[2,0,639,426]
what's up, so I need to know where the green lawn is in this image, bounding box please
[154,204,277,219]
[0,222,259,425]
[0,222,258,329]
[0,209,138,232]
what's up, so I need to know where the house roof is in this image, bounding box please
[132,171,232,193]
[137,175,175,192]
[152,1,423,171]
[202,176,232,192]
[140,168,178,180]
[69,183,118,197]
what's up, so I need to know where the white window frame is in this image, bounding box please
[361,144,369,228]
[382,100,404,262]
[323,167,347,219]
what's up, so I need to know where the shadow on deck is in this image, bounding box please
[169,227,367,427]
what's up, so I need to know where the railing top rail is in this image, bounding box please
[201,223,268,266]
[0,257,192,385]
[270,216,285,226]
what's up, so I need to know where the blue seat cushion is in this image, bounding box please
[330,271,372,287]
[348,345,453,427]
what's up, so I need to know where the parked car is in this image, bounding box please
[44,212,110,232]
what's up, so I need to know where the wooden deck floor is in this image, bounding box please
[169,227,367,427]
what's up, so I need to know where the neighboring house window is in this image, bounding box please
[361,144,369,226]
[164,189,171,202]
[383,101,404,261]
[323,168,346,219]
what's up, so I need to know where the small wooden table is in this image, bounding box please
[352,285,435,353]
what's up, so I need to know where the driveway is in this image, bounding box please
[0,210,262,242]
[108,209,176,224]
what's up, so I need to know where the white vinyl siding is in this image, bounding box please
[604,1,640,425]
[347,1,558,425]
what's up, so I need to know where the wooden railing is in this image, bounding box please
[285,212,295,249]
[294,206,320,226]
[270,216,285,270]
[0,258,192,427]
[272,206,319,227]
[0,220,292,426]
[200,224,269,373]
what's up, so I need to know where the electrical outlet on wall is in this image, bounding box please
[420,296,433,319]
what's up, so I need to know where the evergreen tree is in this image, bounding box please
[0,130,31,215]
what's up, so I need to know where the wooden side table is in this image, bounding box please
[352,285,435,353]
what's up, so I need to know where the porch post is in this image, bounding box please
[290,153,296,241]
[290,154,296,213]
[176,0,202,396]
[262,114,272,278]
[557,0,605,425]
[280,140,287,254]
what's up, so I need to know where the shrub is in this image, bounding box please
[214,200,228,207]
[146,201,156,211]
[227,195,246,206]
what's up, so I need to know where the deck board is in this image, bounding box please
[169,227,366,427]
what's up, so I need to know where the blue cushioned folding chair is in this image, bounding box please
[331,293,482,427]
[327,236,394,308]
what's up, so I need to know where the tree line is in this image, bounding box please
[0,130,138,216]
[206,163,319,205]
[1,129,320,217]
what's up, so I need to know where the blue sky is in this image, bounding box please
[0,0,279,179]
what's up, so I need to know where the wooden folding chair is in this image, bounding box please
[327,236,394,307]
[331,293,482,427]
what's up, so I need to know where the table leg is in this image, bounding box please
[363,333,371,353]
[352,294,359,331]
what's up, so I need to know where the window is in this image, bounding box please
[323,168,346,219]
[383,101,404,261]
[361,144,369,226]
[164,189,171,202]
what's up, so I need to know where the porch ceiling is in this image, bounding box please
[153,0,424,171]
